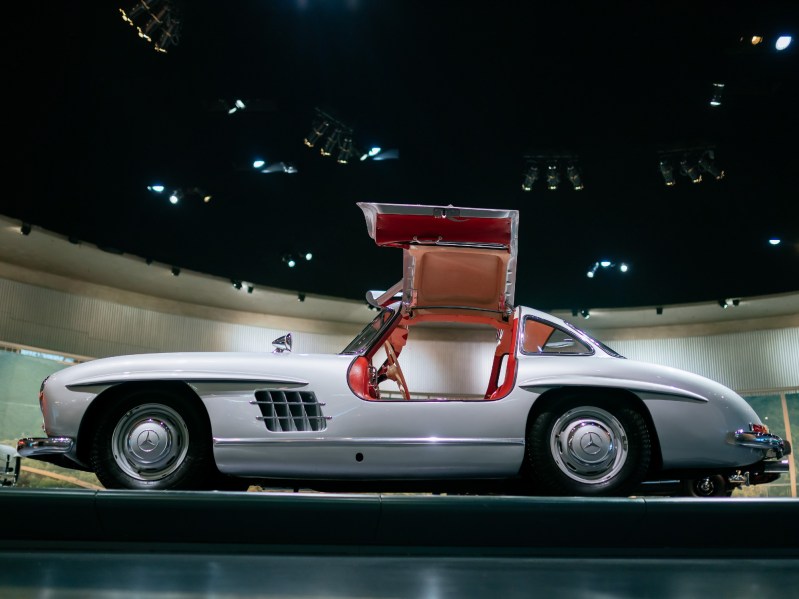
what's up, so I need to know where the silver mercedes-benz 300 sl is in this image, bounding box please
[18,202,790,496]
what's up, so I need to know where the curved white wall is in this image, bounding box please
[0,272,798,394]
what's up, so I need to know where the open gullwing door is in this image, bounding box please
[358,202,519,319]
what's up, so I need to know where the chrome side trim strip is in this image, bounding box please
[214,437,525,448]
[17,437,75,457]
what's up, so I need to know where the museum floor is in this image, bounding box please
[2,490,798,598]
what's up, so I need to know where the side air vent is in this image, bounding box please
[252,390,327,432]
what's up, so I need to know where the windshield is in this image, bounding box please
[340,307,398,355]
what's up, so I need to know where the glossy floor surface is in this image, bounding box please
[4,552,799,599]
[4,490,799,598]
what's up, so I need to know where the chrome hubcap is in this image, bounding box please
[111,403,189,481]
[550,406,628,485]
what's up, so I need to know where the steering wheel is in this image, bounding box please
[383,341,411,400]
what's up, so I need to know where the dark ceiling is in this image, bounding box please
[12,1,799,312]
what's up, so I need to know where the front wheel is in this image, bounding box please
[527,398,652,496]
[90,388,216,490]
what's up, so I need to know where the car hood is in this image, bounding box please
[47,351,352,390]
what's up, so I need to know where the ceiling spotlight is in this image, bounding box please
[566,164,584,191]
[750,35,763,45]
[679,158,703,183]
[656,307,663,315]
[247,286,254,294]
[659,160,676,186]
[546,164,560,190]
[298,292,306,302]
[171,266,180,277]
[718,299,728,309]
[231,279,242,290]
[304,120,330,148]
[253,159,266,169]
[698,151,725,180]
[169,190,181,204]
[337,135,354,164]
[283,255,296,268]
[619,263,629,273]
[305,252,313,261]
[20,222,31,236]
[320,128,342,157]
[147,184,165,193]
[522,164,539,191]
[580,309,590,319]
[776,36,792,51]
[709,82,725,107]
[768,238,782,246]
[120,0,181,54]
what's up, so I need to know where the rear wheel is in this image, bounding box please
[90,388,216,490]
[528,397,651,496]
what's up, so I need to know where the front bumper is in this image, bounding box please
[729,429,791,459]
[17,437,75,458]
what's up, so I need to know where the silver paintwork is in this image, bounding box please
[17,304,784,484]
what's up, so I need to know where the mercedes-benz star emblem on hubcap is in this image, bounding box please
[137,430,160,452]
[580,431,602,455]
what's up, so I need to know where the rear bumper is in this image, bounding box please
[728,430,790,459]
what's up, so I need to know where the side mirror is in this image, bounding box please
[272,333,292,354]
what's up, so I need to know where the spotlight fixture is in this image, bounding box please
[304,119,330,148]
[718,299,728,309]
[247,286,254,294]
[659,159,676,186]
[546,164,560,190]
[169,190,181,204]
[709,82,725,107]
[231,279,242,290]
[304,252,313,261]
[337,135,354,164]
[522,163,539,191]
[320,128,342,157]
[571,308,579,317]
[566,164,584,191]
[20,223,31,236]
[171,266,180,276]
[580,309,590,319]
[697,150,725,180]
[119,0,181,54]
[283,255,297,268]
[776,36,792,51]
[679,158,703,183]
[147,184,165,193]
[298,292,306,302]
[227,99,246,114]
[656,306,663,315]
[586,260,630,278]
[305,108,358,165]
[768,238,782,246]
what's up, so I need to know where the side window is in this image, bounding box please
[522,318,592,355]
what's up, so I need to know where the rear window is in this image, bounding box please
[521,317,592,355]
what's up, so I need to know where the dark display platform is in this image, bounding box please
[2,490,798,597]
